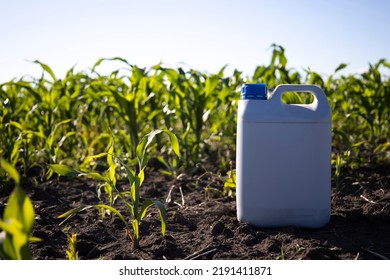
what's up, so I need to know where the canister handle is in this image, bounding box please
[271,84,330,110]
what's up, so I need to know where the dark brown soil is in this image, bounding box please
[1,165,390,260]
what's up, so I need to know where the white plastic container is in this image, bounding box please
[236,84,332,228]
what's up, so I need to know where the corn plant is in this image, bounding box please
[224,165,236,197]
[160,65,238,168]
[50,129,180,250]
[0,158,41,259]
[65,233,79,260]
[1,49,389,185]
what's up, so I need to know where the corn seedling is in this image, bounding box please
[50,129,180,250]
[65,233,79,260]
[223,170,236,198]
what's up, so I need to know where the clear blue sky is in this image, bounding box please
[1,0,389,81]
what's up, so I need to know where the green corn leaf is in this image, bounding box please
[122,165,136,187]
[163,129,181,158]
[93,204,127,225]
[136,133,153,169]
[352,141,366,147]
[107,142,115,167]
[50,119,73,145]
[33,60,57,81]
[124,201,135,218]
[107,143,117,185]
[5,81,42,102]
[0,219,22,236]
[65,233,79,260]
[153,200,167,236]
[28,236,43,242]
[139,199,154,220]
[91,58,106,73]
[108,165,116,184]
[0,160,38,260]
[0,158,20,186]
[0,185,36,260]
[81,152,109,172]
[374,142,390,153]
[142,129,163,152]
[55,118,73,127]
[91,57,132,73]
[382,60,390,68]
[103,182,114,206]
[130,177,140,205]
[58,205,94,218]
[224,179,236,189]
[205,75,219,96]
[335,155,342,177]
[279,51,288,67]
[49,164,80,177]
[217,64,228,76]
[84,152,108,162]
[0,219,30,259]
[132,220,139,239]
[138,169,145,187]
[136,129,180,162]
[163,68,179,84]
[59,132,77,147]
[83,172,108,182]
[9,121,23,131]
[224,171,236,190]
[147,110,161,121]
[334,63,348,73]
[4,186,35,234]
[282,92,304,104]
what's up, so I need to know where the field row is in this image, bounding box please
[1,45,389,182]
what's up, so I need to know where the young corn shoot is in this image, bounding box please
[65,233,79,260]
[50,129,180,250]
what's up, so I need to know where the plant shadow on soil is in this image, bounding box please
[1,165,389,260]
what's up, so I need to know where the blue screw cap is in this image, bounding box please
[241,84,268,100]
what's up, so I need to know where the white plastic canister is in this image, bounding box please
[236,84,332,228]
